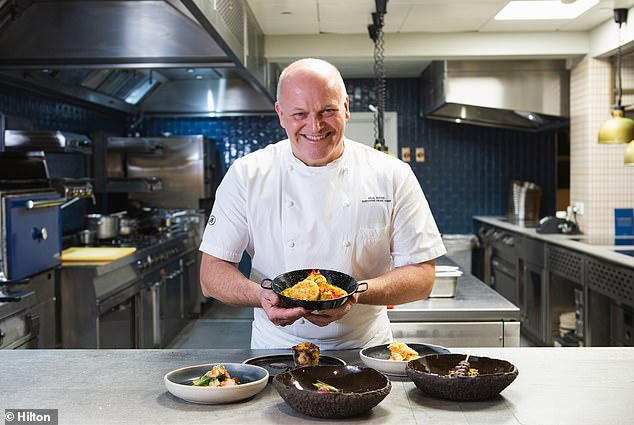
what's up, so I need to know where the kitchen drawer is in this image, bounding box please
[390,321,520,348]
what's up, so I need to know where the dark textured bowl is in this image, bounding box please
[272,365,391,418]
[261,269,368,310]
[406,353,518,401]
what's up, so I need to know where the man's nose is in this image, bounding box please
[308,113,323,131]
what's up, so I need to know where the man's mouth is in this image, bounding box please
[302,133,330,142]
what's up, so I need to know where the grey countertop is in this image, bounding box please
[474,215,634,269]
[0,347,632,425]
[388,256,520,322]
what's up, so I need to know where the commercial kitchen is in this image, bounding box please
[0,1,633,424]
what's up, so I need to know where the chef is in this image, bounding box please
[199,58,446,349]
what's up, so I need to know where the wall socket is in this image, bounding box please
[573,201,584,215]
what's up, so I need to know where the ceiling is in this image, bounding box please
[246,0,634,77]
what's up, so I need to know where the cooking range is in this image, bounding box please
[59,229,197,349]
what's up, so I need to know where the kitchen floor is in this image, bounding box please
[168,300,253,349]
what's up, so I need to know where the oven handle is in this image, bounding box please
[25,198,67,209]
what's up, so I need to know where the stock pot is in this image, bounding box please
[84,214,119,239]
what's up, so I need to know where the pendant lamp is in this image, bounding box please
[625,140,634,165]
[598,9,634,144]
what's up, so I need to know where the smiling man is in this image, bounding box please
[199,58,446,349]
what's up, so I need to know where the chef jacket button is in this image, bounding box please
[287,200,294,208]
[299,319,305,324]
[288,241,295,248]
[343,200,350,207]
[343,240,351,247]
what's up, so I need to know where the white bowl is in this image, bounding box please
[164,363,269,404]
[360,343,450,376]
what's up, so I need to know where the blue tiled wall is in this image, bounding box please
[143,78,557,234]
[0,77,557,235]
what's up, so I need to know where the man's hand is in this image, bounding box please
[259,288,307,326]
[303,293,359,327]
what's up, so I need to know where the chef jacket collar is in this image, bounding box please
[286,139,350,173]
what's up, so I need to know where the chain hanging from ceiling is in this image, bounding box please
[368,1,388,152]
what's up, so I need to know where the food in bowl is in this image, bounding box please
[406,353,518,401]
[388,341,420,361]
[312,379,341,393]
[192,364,240,387]
[272,365,391,419]
[292,341,320,367]
[281,270,347,301]
[447,356,479,377]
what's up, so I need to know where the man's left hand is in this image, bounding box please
[303,293,359,327]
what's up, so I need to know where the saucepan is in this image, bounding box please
[84,213,120,239]
[261,269,368,310]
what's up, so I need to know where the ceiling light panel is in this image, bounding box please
[495,0,599,21]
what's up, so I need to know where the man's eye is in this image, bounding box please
[293,112,306,118]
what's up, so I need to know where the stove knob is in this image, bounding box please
[32,227,48,241]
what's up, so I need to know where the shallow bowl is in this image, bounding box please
[261,269,367,310]
[360,342,450,376]
[406,353,518,401]
[164,363,269,404]
[272,365,391,418]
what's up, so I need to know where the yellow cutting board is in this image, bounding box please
[61,247,136,263]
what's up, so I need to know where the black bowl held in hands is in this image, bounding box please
[260,268,368,310]
[406,353,519,401]
[272,365,391,419]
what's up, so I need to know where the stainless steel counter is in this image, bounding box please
[0,347,632,425]
[388,257,521,347]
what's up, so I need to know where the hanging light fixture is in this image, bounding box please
[625,140,634,165]
[598,8,634,144]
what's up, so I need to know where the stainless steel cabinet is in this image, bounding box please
[518,236,547,345]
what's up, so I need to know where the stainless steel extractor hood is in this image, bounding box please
[422,60,570,131]
[0,0,275,116]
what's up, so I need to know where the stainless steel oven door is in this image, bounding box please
[2,191,63,280]
[491,255,517,304]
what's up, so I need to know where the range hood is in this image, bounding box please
[422,60,570,131]
[0,0,275,116]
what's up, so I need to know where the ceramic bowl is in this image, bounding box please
[360,342,450,376]
[406,353,518,401]
[272,365,391,419]
[164,363,269,404]
[261,269,368,310]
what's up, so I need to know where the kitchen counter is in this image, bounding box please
[474,215,634,268]
[0,347,632,424]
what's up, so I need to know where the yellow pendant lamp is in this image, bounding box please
[625,140,634,165]
[598,9,634,145]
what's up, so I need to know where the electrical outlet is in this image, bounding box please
[401,147,411,162]
[415,147,425,162]
[573,202,584,215]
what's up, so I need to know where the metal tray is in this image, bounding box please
[430,270,462,298]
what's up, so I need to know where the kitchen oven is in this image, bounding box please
[0,152,63,348]
[481,225,518,304]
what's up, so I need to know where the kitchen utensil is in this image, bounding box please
[164,363,269,404]
[243,354,346,380]
[84,213,120,239]
[272,365,391,419]
[406,353,518,401]
[78,229,95,245]
[260,269,368,310]
[359,342,450,376]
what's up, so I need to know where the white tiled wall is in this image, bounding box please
[570,56,634,235]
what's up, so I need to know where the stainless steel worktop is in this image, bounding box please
[1,347,632,425]
[474,215,634,268]
[388,257,520,322]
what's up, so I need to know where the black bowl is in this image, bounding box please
[272,365,391,419]
[261,269,368,310]
[406,353,518,401]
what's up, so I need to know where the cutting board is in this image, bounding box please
[61,247,136,263]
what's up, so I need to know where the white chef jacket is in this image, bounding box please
[200,138,446,349]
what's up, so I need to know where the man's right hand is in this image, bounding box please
[259,288,307,326]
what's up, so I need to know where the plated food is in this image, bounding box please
[405,353,518,401]
[164,363,269,404]
[260,268,368,310]
[272,365,391,419]
[292,341,320,366]
[360,341,450,376]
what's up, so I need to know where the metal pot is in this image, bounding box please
[78,229,96,245]
[118,217,136,236]
[84,214,120,239]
